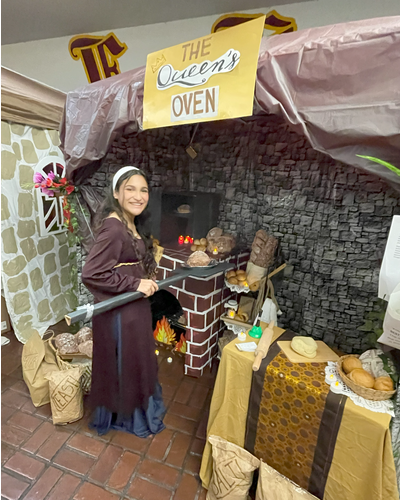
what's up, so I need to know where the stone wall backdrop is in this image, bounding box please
[1,121,77,343]
[80,115,400,353]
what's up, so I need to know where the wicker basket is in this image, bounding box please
[337,355,396,401]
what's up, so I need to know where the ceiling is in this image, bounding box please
[2,0,299,45]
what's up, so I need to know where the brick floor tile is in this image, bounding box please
[8,411,43,433]
[1,471,29,500]
[4,451,45,480]
[184,453,202,475]
[111,431,151,454]
[2,404,16,422]
[146,428,174,461]
[67,433,106,457]
[22,421,56,454]
[53,448,95,475]
[173,473,199,500]
[20,399,38,414]
[198,487,207,500]
[73,482,119,500]
[1,355,22,376]
[190,438,205,455]
[10,380,30,396]
[164,414,197,435]
[160,383,178,400]
[168,401,201,421]
[165,433,191,468]
[173,381,193,405]
[195,413,209,439]
[188,385,209,409]
[34,404,52,419]
[46,473,81,500]
[24,466,63,500]
[2,442,15,464]
[127,476,172,500]
[36,428,72,461]
[1,423,30,447]
[2,375,20,392]
[137,458,179,488]
[2,389,30,409]
[107,450,140,490]
[89,444,123,483]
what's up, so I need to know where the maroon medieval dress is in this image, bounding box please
[82,218,165,436]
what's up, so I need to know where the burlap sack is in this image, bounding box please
[256,460,318,500]
[207,435,260,500]
[45,367,84,425]
[22,331,60,407]
[246,262,268,286]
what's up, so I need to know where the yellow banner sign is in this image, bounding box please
[143,16,265,130]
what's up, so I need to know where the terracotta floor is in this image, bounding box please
[1,323,217,500]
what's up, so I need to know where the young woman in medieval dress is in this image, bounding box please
[82,166,165,437]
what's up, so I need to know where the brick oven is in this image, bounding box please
[156,245,250,377]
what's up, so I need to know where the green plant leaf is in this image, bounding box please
[357,155,400,177]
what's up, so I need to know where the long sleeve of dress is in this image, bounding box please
[82,221,141,295]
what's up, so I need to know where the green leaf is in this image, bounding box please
[357,155,400,177]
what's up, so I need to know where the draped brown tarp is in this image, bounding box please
[60,16,400,185]
[1,67,66,130]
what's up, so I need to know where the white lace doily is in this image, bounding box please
[224,322,248,335]
[224,279,250,293]
[325,362,395,417]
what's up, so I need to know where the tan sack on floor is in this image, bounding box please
[22,330,60,407]
[256,460,318,500]
[207,435,260,500]
[45,366,83,425]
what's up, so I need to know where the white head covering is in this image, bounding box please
[112,166,140,191]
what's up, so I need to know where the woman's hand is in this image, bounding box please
[137,279,159,297]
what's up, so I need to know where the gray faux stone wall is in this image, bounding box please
[79,115,400,353]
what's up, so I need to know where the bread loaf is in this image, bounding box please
[250,230,278,268]
[373,376,394,391]
[55,333,79,354]
[186,251,211,267]
[342,356,363,374]
[291,336,318,359]
[349,368,375,388]
[76,327,92,345]
[78,340,93,358]
[228,277,239,285]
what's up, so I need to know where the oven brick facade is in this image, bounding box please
[157,250,249,377]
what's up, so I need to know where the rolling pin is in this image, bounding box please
[252,320,275,371]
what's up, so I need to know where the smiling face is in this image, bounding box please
[114,174,149,219]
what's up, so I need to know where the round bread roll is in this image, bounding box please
[228,277,239,285]
[342,356,363,374]
[236,270,246,277]
[349,368,375,388]
[249,281,260,292]
[226,270,236,279]
[200,238,207,246]
[197,245,207,252]
[237,276,247,282]
[191,245,198,252]
[373,376,394,391]
[194,239,201,245]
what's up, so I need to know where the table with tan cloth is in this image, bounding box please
[200,329,399,500]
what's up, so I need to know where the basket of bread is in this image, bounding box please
[337,354,396,401]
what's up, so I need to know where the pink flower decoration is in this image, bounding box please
[41,187,54,197]
[33,172,44,183]
[48,171,56,180]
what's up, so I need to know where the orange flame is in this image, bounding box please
[175,333,187,354]
[153,316,176,344]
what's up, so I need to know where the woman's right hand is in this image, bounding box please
[137,279,159,297]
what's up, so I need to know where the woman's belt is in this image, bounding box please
[113,261,143,269]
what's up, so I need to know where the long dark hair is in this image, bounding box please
[94,168,156,277]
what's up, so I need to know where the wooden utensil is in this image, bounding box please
[252,320,275,371]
